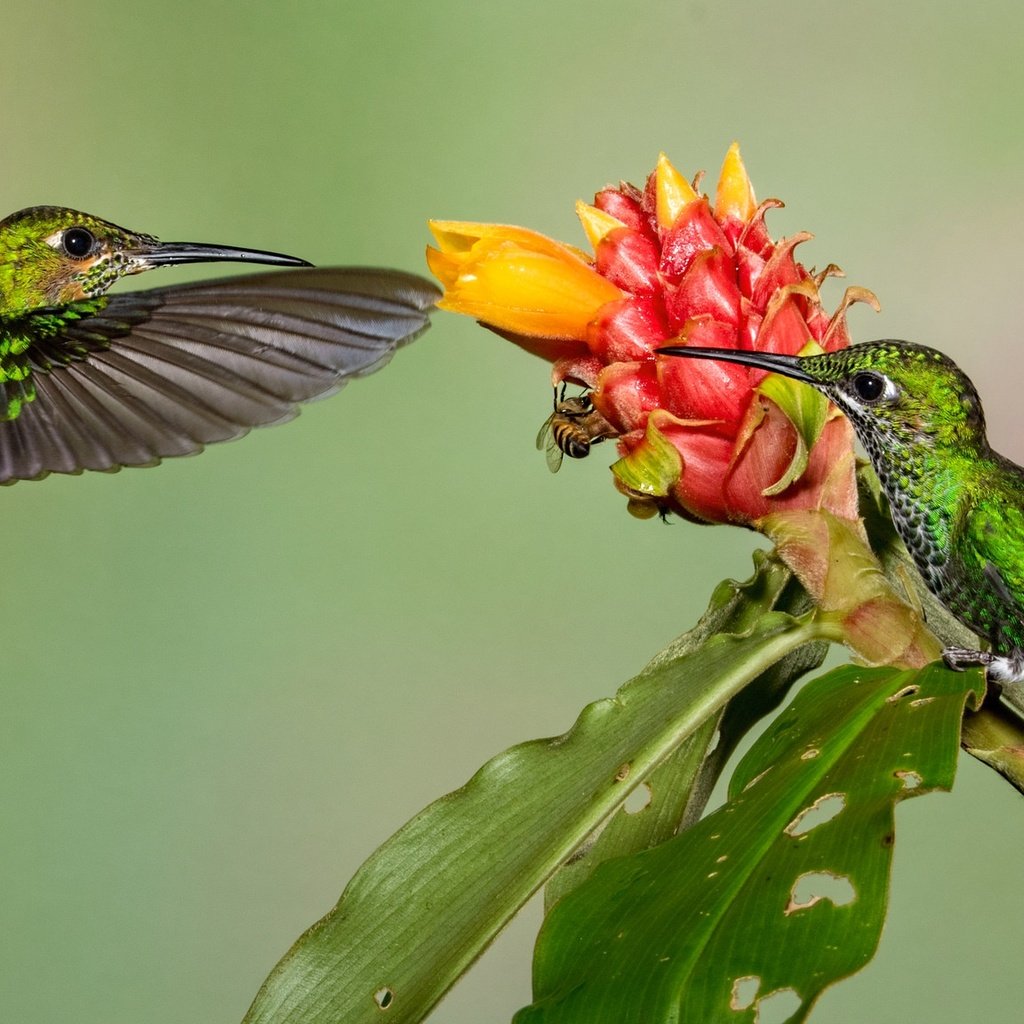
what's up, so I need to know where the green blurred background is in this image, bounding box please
[3,2,1023,1021]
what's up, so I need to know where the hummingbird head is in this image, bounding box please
[656,340,989,463]
[0,206,311,317]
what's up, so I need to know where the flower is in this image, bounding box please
[427,145,875,529]
[426,222,622,363]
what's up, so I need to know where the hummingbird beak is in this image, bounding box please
[656,345,816,384]
[124,239,313,271]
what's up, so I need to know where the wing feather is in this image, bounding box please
[0,267,437,483]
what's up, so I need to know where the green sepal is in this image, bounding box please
[609,411,683,499]
[517,661,979,1024]
[759,340,829,497]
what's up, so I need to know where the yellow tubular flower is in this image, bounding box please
[427,221,623,340]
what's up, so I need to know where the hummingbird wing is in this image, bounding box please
[0,267,438,484]
[963,492,1024,650]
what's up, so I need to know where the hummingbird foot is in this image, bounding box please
[942,646,1024,684]
[942,646,994,673]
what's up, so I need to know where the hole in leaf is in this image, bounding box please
[784,793,846,837]
[800,747,820,760]
[374,987,394,1010]
[895,769,923,790]
[758,986,802,1024]
[624,782,652,814]
[742,767,772,792]
[887,684,920,703]
[785,871,856,915]
[730,975,760,1011]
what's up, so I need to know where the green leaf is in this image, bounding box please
[242,554,821,1024]
[961,702,1024,796]
[545,574,827,912]
[517,662,979,1024]
[543,718,717,914]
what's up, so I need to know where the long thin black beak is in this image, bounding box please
[127,239,313,269]
[656,344,816,384]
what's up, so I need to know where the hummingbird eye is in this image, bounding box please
[61,227,96,259]
[851,371,886,402]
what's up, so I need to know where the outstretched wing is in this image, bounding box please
[0,267,438,484]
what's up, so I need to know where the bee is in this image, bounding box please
[536,387,616,473]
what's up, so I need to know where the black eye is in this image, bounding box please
[852,371,885,402]
[62,227,95,259]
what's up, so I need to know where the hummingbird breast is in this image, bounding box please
[852,415,953,579]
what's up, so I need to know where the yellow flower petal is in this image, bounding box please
[429,220,590,263]
[425,245,460,288]
[427,220,623,340]
[575,200,626,250]
[655,152,699,229]
[715,142,757,223]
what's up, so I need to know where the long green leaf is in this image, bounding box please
[242,556,819,1024]
[517,662,980,1023]
[543,717,717,914]
[544,577,827,912]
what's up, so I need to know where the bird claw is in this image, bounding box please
[942,646,1024,685]
[942,646,993,672]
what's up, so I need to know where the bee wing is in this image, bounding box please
[535,414,552,452]
[0,267,438,484]
[545,435,566,474]
[535,414,565,473]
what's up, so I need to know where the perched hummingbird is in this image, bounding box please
[0,206,438,483]
[657,340,1024,683]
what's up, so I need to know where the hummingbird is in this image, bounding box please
[0,206,439,484]
[656,339,1024,684]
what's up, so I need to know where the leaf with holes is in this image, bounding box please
[516,662,981,1024]
[241,554,824,1024]
[542,626,828,914]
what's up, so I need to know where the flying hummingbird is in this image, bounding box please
[0,206,438,484]
[657,340,1024,683]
